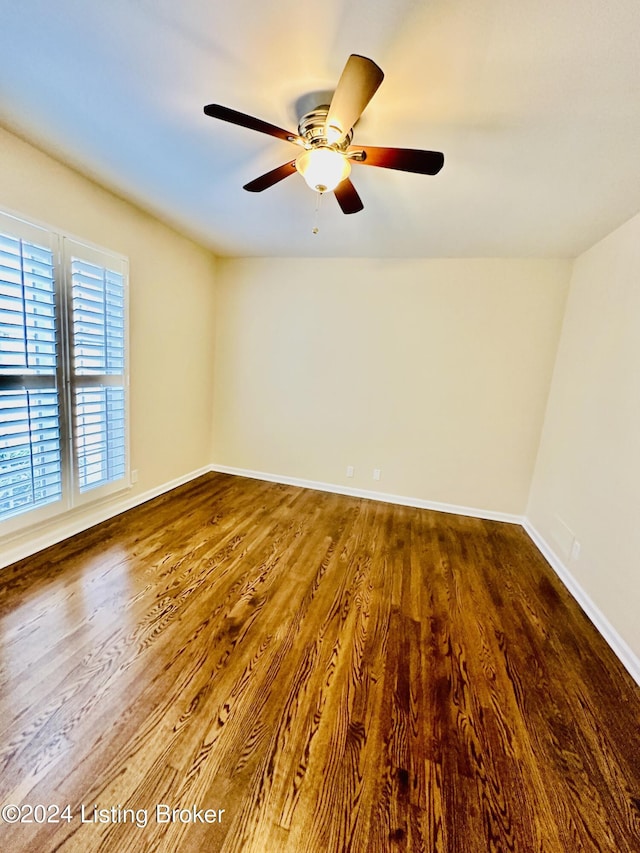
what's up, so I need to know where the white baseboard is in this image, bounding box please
[209,464,523,525]
[4,461,637,690]
[211,466,640,687]
[0,465,211,570]
[523,519,640,687]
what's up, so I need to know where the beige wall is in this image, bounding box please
[0,126,217,559]
[212,257,569,515]
[527,211,640,660]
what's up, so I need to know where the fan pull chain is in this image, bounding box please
[312,191,323,234]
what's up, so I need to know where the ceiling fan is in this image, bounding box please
[203,54,444,214]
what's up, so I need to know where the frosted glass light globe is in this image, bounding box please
[295,147,351,193]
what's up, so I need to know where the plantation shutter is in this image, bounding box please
[0,214,129,532]
[0,218,65,522]
[65,239,128,502]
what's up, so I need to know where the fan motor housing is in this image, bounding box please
[297,107,352,150]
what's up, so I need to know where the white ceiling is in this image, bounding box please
[1,0,639,258]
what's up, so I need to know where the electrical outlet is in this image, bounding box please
[571,540,581,561]
[346,465,354,478]
[373,468,381,481]
[131,469,138,484]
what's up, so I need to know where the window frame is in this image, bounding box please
[0,208,130,537]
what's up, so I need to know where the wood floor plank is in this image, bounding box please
[1,472,639,852]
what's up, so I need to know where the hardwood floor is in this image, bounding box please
[0,472,639,852]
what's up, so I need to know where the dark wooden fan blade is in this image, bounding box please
[351,145,444,175]
[204,104,300,144]
[243,161,297,192]
[334,178,364,214]
[325,55,384,143]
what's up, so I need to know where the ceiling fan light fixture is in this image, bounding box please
[295,146,351,193]
[204,54,444,214]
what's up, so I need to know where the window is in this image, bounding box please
[0,210,129,533]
